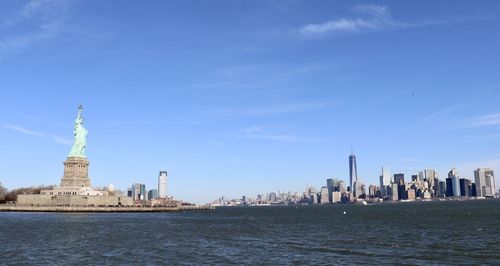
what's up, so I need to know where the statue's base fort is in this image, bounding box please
[16,156,134,207]
[16,194,132,207]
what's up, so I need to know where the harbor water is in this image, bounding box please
[0,200,499,264]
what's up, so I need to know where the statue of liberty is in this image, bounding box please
[68,105,88,158]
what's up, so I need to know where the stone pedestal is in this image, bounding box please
[60,157,91,187]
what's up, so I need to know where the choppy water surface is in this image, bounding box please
[1,200,499,265]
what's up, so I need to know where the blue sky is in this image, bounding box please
[1,0,499,203]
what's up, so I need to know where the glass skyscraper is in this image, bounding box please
[448,169,461,197]
[349,152,358,193]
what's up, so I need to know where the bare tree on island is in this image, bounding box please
[0,182,7,203]
[1,185,55,203]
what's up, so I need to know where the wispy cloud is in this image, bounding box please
[236,126,296,141]
[0,21,63,57]
[464,133,500,142]
[298,4,493,37]
[4,124,72,145]
[420,105,460,122]
[92,121,165,127]
[193,64,328,91]
[472,114,500,127]
[51,135,73,145]
[0,0,71,57]
[463,113,500,128]
[214,101,333,118]
[401,158,416,163]
[209,141,223,146]
[4,124,44,137]
[299,4,399,36]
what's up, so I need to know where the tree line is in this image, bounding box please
[0,182,54,203]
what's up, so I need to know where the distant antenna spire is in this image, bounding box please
[351,146,353,154]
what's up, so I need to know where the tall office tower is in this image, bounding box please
[448,169,461,197]
[391,183,399,201]
[368,185,378,197]
[349,151,358,194]
[382,167,391,185]
[438,181,446,197]
[320,186,329,204]
[379,175,385,197]
[393,173,405,200]
[471,183,477,197]
[433,177,440,196]
[459,178,470,198]
[311,193,318,204]
[352,181,365,198]
[158,171,168,198]
[485,173,496,196]
[332,191,342,203]
[418,171,424,182]
[306,186,317,199]
[305,186,317,197]
[424,169,437,195]
[148,189,158,200]
[269,192,277,202]
[394,173,405,185]
[131,183,146,201]
[326,178,334,203]
[446,177,453,196]
[379,167,391,197]
[474,168,496,197]
[336,180,347,193]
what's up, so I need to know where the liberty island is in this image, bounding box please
[13,105,130,208]
[1,106,211,212]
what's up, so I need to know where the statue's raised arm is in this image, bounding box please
[77,105,83,120]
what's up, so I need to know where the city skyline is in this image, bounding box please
[213,163,496,206]
[1,1,500,203]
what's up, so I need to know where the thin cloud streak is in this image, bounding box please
[92,121,165,127]
[236,126,297,141]
[4,124,72,145]
[472,114,500,126]
[0,0,71,57]
[0,20,63,56]
[192,64,328,91]
[209,141,223,146]
[461,113,500,128]
[214,101,333,118]
[299,4,400,36]
[2,0,67,26]
[51,135,73,145]
[420,105,460,122]
[4,124,45,137]
[299,4,493,37]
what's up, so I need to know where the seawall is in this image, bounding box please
[0,205,214,212]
